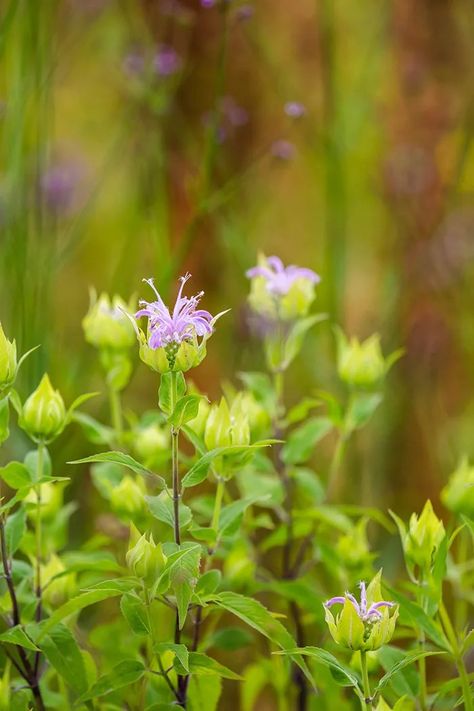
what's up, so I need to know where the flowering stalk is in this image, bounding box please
[360,651,373,711]
[34,441,45,675]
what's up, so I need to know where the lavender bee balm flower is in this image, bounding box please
[135,274,223,373]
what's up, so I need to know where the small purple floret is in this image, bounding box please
[136,274,213,349]
[325,581,395,622]
[246,255,320,296]
[154,45,182,76]
[270,139,296,161]
[284,101,306,118]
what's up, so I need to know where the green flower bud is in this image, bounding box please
[336,519,373,570]
[280,278,317,320]
[82,292,135,351]
[134,422,169,468]
[0,323,17,398]
[126,527,165,586]
[229,397,251,446]
[110,476,146,519]
[441,458,474,519]
[336,331,388,388]
[25,482,64,520]
[230,392,269,440]
[204,398,232,450]
[41,554,76,607]
[324,571,398,651]
[186,392,211,438]
[404,500,445,572]
[20,374,67,442]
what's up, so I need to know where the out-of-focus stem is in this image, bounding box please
[438,600,473,711]
[326,429,346,502]
[108,386,123,445]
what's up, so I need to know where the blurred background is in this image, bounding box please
[1,0,474,520]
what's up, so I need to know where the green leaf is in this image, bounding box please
[39,623,88,695]
[78,659,145,702]
[159,545,201,629]
[24,448,52,481]
[146,491,193,530]
[373,651,443,695]
[275,646,360,689]
[69,451,165,488]
[71,411,114,446]
[120,593,150,636]
[461,628,474,656]
[0,625,40,651]
[169,395,204,428]
[5,507,26,555]
[208,627,253,651]
[282,417,332,464]
[182,441,276,488]
[195,569,221,596]
[344,393,383,432]
[175,652,242,680]
[155,642,189,672]
[282,314,327,368]
[0,461,31,488]
[159,372,186,415]
[219,496,267,536]
[187,674,222,711]
[210,592,314,689]
[37,588,125,641]
[386,586,451,652]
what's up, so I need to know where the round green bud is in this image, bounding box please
[110,476,146,519]
[126,529,165,586]
[441,458,474,519]
[41,554,76,607]
[0,323,17,398]
[337,333,386,388]
[25,482,64,520]
[134,422,169,468]
[20,374,67,442]
[404,500,445,572]
[82,292,135,351]
[204,398,232,450]
[280,278,317,320]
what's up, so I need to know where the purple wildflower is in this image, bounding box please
[154,45,182,77]
[325,581,395,622]
[40,162,83,215]
[246,256,320,297]
[234,4,253,20]
[270,139,296,161]
[135,274,213,350]
[284,101,306,118]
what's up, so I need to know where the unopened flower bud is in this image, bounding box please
[230,397,250,446]
[186,393,211,438]
[441,458,474,519]
[336,519,373,570]
[83,292,135,352]
[204,398,232,450]
[126,527,165,585]
[20,374,67,442]
[110,476,146,519]
[0,323,17,398]
[230,392,265,441]
[404,500,445,572]
[337,332,388,388]
[41,554,76,607]
[25,482,64,520]
[134,422,169,468]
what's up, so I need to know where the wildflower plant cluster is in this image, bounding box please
[0,257,471,711]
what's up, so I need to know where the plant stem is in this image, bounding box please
[439,601,473,711]
[108,386,123,446]
[360,651,373,711]
[169,371,185,706]
[34,441,45,675]
[211,477,224,532]
[417,573,427,711]
[326,428,346,502]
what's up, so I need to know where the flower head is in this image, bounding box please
[135,274,220,373]
[154,45,182,76]
[324,572,398,651]
[284,101,306,119]
[246,254,320,321]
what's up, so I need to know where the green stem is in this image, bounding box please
[211,478,224,533]
[439,601,473,711]
[326,429,346,502]
[417,575,427,711]
[108,386,123,445]
[360,651,373,710]
[170,372,181,548]
[34,441,45,676]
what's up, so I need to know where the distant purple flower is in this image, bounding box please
[201,0,216,7]
[221,96,248,127]
[235,4,253,20]
[40,162,82,215]
[270,139,296,161]
[122,50,145,77]
[246,256,320,296]
[325,581,394,622]
[154,45,182,76]
[284,101,306,118]
[136,274,214,349]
